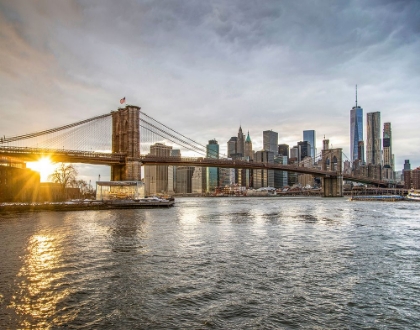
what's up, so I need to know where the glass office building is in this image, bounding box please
[303,130,316,159]
[350,106,364,162]
[206,139,219,192]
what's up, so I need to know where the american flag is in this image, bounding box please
[120,97,126,104]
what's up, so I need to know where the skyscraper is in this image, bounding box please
[293,141,310,163]
[278,144,289,158]
[206,139,219,192]
[254,150,274,188]
[366,111,381,165]
[227,137,237,157]
[383,122,394,180]
[263,130,278,154]
[244,131,253,160]
[350,86,364,162]
[303,130,316,159]
[403,160,411,189]
[144,143,172,195]
[237,126,245,157]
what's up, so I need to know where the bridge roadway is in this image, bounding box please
[0,146,387,186]
[0,146,125,165]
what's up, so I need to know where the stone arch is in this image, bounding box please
[325,157,330,166]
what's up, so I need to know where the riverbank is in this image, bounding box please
[0,199,174,212]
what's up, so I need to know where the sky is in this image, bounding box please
[1,0,419,183]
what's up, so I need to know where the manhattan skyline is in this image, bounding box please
[1,0,419,182]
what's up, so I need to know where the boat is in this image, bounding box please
[406,190,420,201]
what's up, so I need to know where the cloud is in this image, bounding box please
[0,0,419,184]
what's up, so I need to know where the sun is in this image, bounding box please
[27,157,56,182]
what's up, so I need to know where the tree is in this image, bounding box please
[49,163,78,194]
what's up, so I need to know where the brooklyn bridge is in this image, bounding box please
[0,105,389,197]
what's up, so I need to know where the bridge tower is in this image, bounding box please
[321,147,343,197]
[111,105,141,181]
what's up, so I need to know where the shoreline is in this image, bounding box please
[0,200,174,213]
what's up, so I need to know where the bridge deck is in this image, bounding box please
[0,146,387,186]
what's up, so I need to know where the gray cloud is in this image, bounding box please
[1,0,419,182]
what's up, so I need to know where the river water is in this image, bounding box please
[0,197,419,329]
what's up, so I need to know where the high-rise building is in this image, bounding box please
[263,130,278,154]
[191,167,206,194]
[227,137,237,157]
[144,143,172,195]
[290,146,298,161]
[412,167,420,189]
[293,141,310,163]
[168,149,181,194]
[278,144,289,158]
[274,155,288,188]
[219,167,235,187]
[403,160,411,189]
[366,112,381,165]
[350,89,364,162]
[244,131,253,160]
[237,126,245,157]
[358,141,365,163]
[206,139,219,192]
[382,122,394,180]
[243,132,253,187]
[175,166,195,193]
[254,150,274,188]
[303,130,316,159]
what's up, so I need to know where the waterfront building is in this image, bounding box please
[350,87,364,162]
[175,166,195,193]
[263,130,278,154]
[0,156,40,203]
[366,111,381,165]
[382,122,394,180]
[144,143,172,195]
[168,149,181,194]
[228,134,245,185]
[191,167,206,194]
[412,167,420,189]
[403,160,411,189]
[254,150,274,188]
[303,130,316,160]
[206,139,219,192]
[274,155,288,188]
[278,144,289,158]
[219,166,235,188]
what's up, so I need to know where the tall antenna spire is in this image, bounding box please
[355,84,358,108]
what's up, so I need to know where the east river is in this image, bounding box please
[1,197,419,329]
